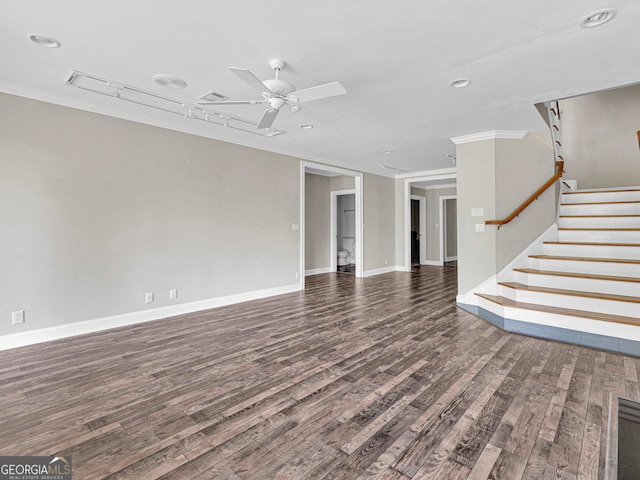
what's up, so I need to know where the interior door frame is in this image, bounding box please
[402,169,457,272]
[410,195,427,265]
[300,161,363,290]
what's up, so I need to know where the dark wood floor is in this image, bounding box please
[1,267,637,479]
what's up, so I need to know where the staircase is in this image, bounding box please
[474,186,640,356]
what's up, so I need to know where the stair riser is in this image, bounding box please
[498,287,640,318]
[544,244,640,260]
[558,230,640,243]
[560,203,640,215]
[514,271,640,297]
[558,217,640,228]
[530,258,640,277]
[562,191,640,204]
[475,296,640,341]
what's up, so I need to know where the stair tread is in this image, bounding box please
[558,227,640,231]
[513,268,640,283]
[499,282,640,304]
[529,255,640,265]
[561,200,640,206]
[475,294,640,327]
[544,241,640,247]
[564,188,640,195]
[559,214,640,218]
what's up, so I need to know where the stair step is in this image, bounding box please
[564,188,640,195]
[562,188,640,205]
[475,294,640,327]
[499,282,640,304]
[558,228,640,243]
[529,255,640,265]
[561,201,640,205]
[544,241,640,247]
[513,268,640,283]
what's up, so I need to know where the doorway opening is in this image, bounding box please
[335,192,356,273]
[410,195,427,267]
[300,162,363,289]
[441,196,458,267]
[403,172,457,271]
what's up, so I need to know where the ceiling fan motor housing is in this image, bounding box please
[263,78,295,96]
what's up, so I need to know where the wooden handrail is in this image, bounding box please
[485,161,564,229]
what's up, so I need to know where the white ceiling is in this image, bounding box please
[2,0,640,177]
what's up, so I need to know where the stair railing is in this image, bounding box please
[485,161,565,229]
[485,100,565,229]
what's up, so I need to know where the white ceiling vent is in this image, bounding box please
[199,91,229,102]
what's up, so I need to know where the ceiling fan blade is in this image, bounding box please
[257,108,279,129]
[198,99,265,106]
[229,67,272,94]
[289,81,346,103]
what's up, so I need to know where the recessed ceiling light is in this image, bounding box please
[300,124,314,129]
[29,34,61,48]
[153,74,187,89]
[450,78,471,88]
[289,105,300,113]
[382,150,393,154]
[580,9,615,28]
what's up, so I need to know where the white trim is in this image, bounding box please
[362,265,398,277]
[404,173,457,271]
[450,130,528,144]
[439,195,457,266]
[418,183,457,191]
[425,260,444,266]
[0,283,301,351]
[410,195,427,265]
[305,267,332,276]
[331,189,356,273]
[397,167,457,179]
[355,175,364,278]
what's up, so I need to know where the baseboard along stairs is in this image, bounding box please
[472,186,640,356]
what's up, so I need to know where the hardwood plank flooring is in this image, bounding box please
[0,266,637,479]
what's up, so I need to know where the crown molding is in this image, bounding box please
[450,130,528,145]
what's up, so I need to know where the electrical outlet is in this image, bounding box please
[475,223,485,232]
[292,223,299,231]
[169,288,177,299]
[12,310,24,325]
[295,272,300,280]
[145,292,154,304]
[385,258,388,265]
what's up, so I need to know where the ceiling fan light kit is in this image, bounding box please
[198,58,347,130]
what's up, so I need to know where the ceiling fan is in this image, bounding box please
[198,59,346,129]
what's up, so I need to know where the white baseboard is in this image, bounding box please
[445,256,458,262]
[362,265,399,277]
[305,267,332,276]
[0,283,301,351]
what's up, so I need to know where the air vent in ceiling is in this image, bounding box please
[199,91,229,102]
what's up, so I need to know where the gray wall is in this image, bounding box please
[304,173,330,270]
[561,84,640,189]
[363,173,395,270]
[445,198,457,259]
[330,175,355,191]
[457,131,555,294]
[0,93,300,336]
